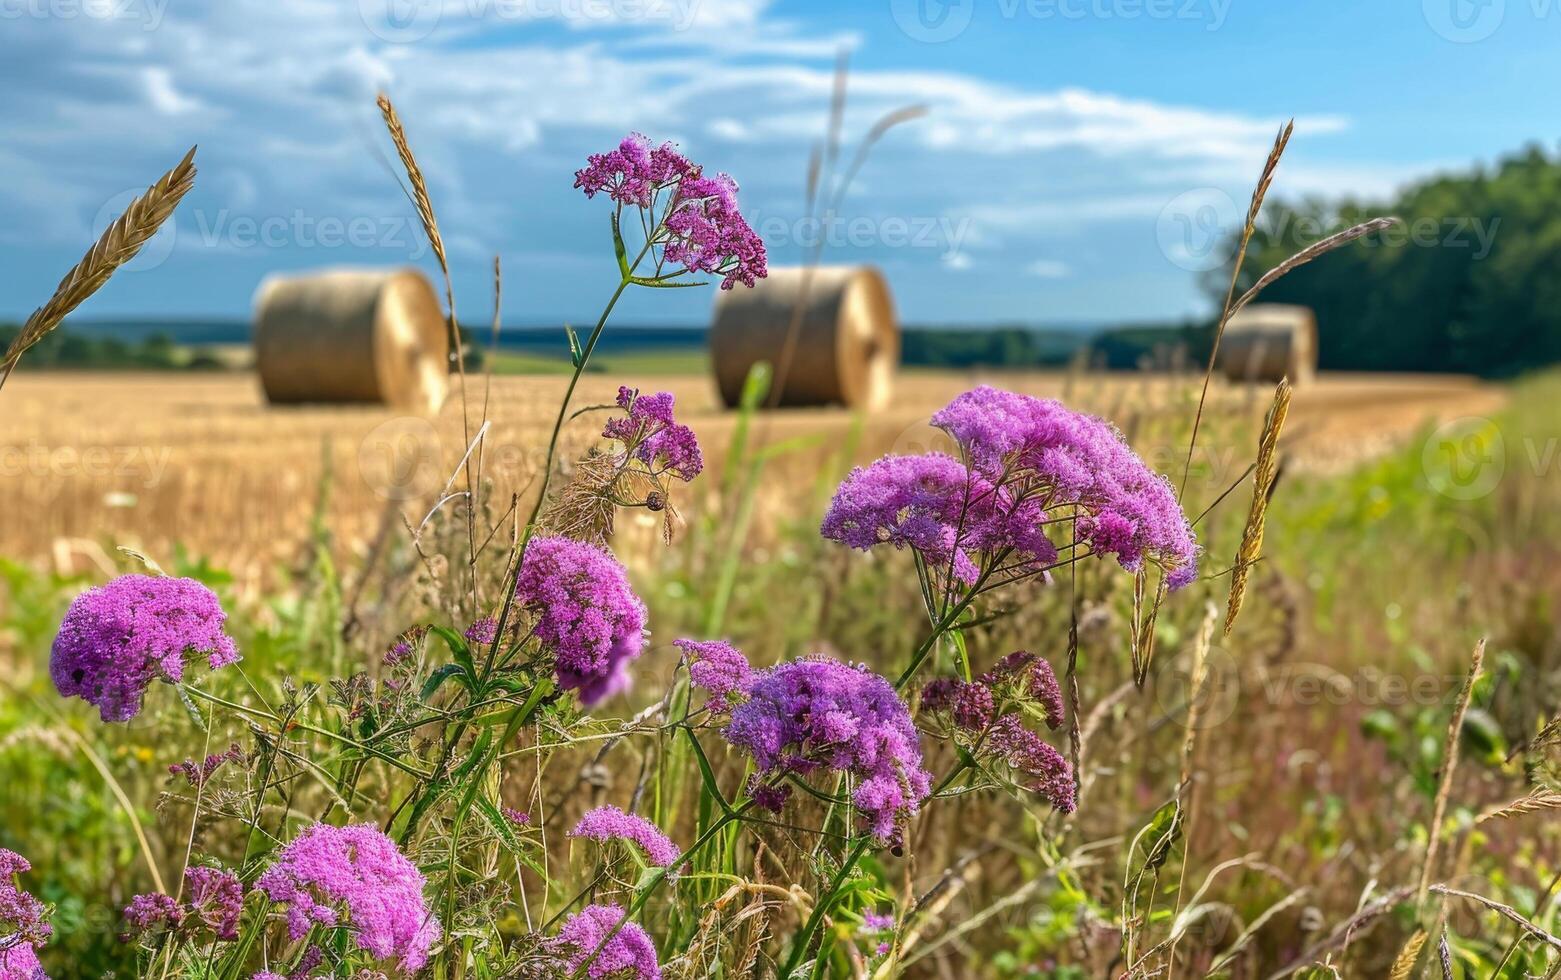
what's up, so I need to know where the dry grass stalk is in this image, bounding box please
[376,92,478,603]
[1165,601,1219,970]
[1230,217,1400,320]
[1,146,197,389]
[1224,377,1293,636]
[1417,638,1486,904]
[1429,884,1561,951]
[1476,787,1561,824]
[1179,119,1291,498]
[1388,929,1427,980]
[376,94,448,275]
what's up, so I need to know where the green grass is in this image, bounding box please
[488,347,709,376]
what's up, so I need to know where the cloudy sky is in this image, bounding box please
[0,0,1550,325]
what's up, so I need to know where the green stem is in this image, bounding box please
[782,836,873,978]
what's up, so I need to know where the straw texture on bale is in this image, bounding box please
[1217,303,1317,385]
[709,265,898,409]
[253,268,449,413]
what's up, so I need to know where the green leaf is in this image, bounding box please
[684,728,733,815]
[565,323,583,367]
[421,662,470,701]
[611,211,630,279]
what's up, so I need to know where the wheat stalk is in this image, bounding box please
[1418,638,1486,904]
[1,146,197,391]
[1224,377,1292,636]
[1476,788,1561,824]
[376,91,477,605]
[1389,929,1426,980]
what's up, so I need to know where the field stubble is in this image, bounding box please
[0,367,1502,589]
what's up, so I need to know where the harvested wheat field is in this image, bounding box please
[1,368,1501,581]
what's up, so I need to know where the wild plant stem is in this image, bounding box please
[782,836,873,978]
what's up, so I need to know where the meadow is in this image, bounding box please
[0,108,1556,980]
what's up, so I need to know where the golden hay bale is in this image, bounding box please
[252,267,448,412]
[709,265,898,410]
[1217,303,1317,385]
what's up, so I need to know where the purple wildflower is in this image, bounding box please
[675,638,753,712]
[984,651,1064,730]
[0,944,44,980]
[662,171,768,290]
[463,616,498,646]
[604,388,703,481]
[930,386,1199,587]
[501,807,530,827]
[0,849,50,967]
[569,806,680,867]
[554,904,661,980]
[186,867,244,941]
[169,743,244,788]
[574,133,766,290]
[987,715,1075,813]
[50,574,239,722]
[515,536,647,707]
[254,823,440,972]
[122,892,182,937]
[921,661,1073,813]
[724,657,931,842]
[820,453,1056,584]
[862,911,895,932]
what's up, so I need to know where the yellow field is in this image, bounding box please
[0,368,1502,587]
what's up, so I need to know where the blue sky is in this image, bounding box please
[0,0,1552,326]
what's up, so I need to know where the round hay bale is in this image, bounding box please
[253,267,449,412]
[709,265,898,410]
[1217,303,1317,385]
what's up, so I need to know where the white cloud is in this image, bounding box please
[1026,259,1070,279]
[0,0,1415,321]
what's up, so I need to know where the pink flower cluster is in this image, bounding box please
[50,574,240,722]
[554,903,661,980]
[930,386,1199,588]
[719,655,931,842]
[569,805,680,867]
[821,452,1056,584]
[674,638,753,713]
[254,823,440,973]
[574,133,766,290]
[921,651,1074,813]
[515,536,647,707]
[604,387,703,482]
[0,850,49,980]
